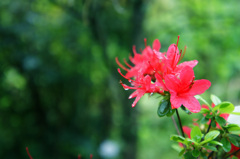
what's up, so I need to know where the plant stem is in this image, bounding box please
[171,116,181,136]
[176,109,185,138]
[206,119,212,134]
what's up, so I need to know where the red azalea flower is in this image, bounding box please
[116,39,164,79]
[118,69,165,107]
[163,38,198,76]
[165,66,211,113]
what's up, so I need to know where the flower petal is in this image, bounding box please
[167,44,179,60]
[180,66,194,86]
[155,73,168,91]
[187,79,211,96]
[152,39,161,51]
[129,90,139,99]
[170,92,183,109]
[182,96,201,113]
[166,44,180,67]
[131,90,145,107]
[165,74,180,92]
[176,60,198,72]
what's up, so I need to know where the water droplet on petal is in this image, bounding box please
[124,88,129,90]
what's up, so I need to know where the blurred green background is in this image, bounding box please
[0,0,240,158]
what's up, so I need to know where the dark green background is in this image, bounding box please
[0,0,239,158]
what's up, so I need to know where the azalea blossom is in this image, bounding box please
[118,69,165,107]
[160,36,198,77]
[116,37,211,109]
[165,66,211,113]
[116,39,164,79]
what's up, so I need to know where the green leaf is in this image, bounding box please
[184,151,195,159]
[178,149,185,156]
[210,94,221,105]
[204,145,217,151]
[191,126,202,143]
[211,121,216,128]
[212,105,220,112]
[192,149,200,157]
[230,112,240,115]
[195,95,211,109]
[221,138,231,152]
[224,124,240,129]
[206,114,213,119]
[215,116,226,126]
[166,107,176,117]
[228,134,240,147]
[219,102,235,114]
[180,105,191,115]
[228,127,240,135]
[170,135,185,143]
[171,144,183,152]
[229,136,239,147]
[208,140,223,146]
[185,138,198,145]
[200,117,209,125]
[205,130,220,141]
[200,108,210,114]
[157,99,171,117]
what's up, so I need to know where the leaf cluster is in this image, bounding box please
[170,95,240,158]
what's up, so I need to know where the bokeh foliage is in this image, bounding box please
[0,0,239,159]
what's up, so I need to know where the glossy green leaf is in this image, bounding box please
[200,117,209,124]
[183,151,194,159]
[224,124,240,129]
[219,102,235,114]
[170,135,185,143]
[195,95,211,109]
[229,136,239,147]
[180,105,191,115]
[221,138,231,152]
[192,149,200,157]
[166,107,176,117]
[191,126,202,143]
[204,145,217,151]
[210,94,221,105]
[185,138,198,145]
[200,108,210,114]
[208,140,223,146]
[211,121,216,128]
[171,144,183,152]
[215,116,226,126]
[179,149,185,156]
[157,99,170,117]
[228,134,240,147]
[206,114,213,119]
[228,127,240,135]
[205,130,220,141]
[212,105,220,112]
